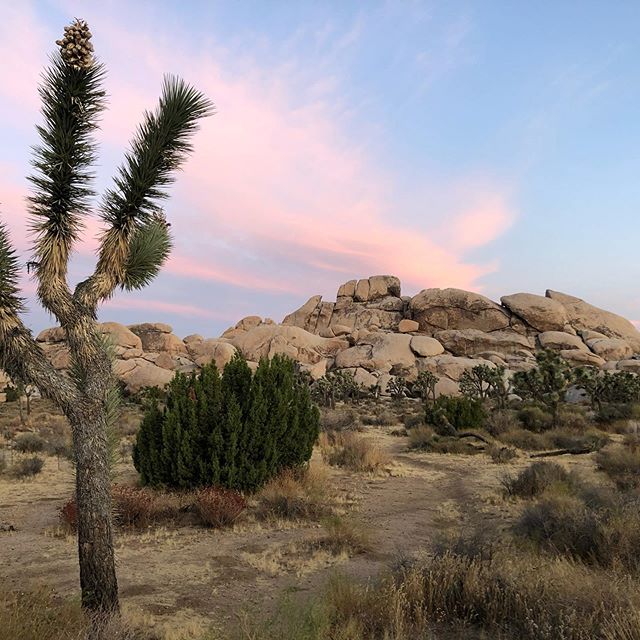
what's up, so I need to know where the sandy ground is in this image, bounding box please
[0,411,602,639]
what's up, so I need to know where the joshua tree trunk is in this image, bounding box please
[0,18,212,615]
[72,410,119,610]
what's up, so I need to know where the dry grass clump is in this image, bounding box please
[498,426,609,453]
[238,544,640,640]
[488,444,518,463]
[257,463,332,521]
[195,486,247,528]
[0,588,149,640]
[9,455,45,478]
[515,491,640,571]
[360,408,397,427]
[12,432,46,453]
[313,516,372,556]
[595,436,640,489]
[320,407,359,431]
[485,409,520,436]
[498,427,549,450]
[501,461,575,498]
[320,430,390,472]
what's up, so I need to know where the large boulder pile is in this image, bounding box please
[19,274,640,398]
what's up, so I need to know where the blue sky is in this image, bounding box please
[1,1,639,337]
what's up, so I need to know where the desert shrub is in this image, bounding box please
[360,408,396,427]
[195,487,246,528]
[59,499,78,532]
[111,485,156,528]
[3,386,19,403]
[424,395,486,432]
[516,492,640,571]
[488,444,517,463]
[407,425,435,449]
[0,455,6,474]
[10,456,44,478]
[13,432,46,453]
[498,428,549,450]
[257,464,330,520]
[596,402,635,424]
[320,407,358,431]
[556,405,589,430]
[402,412,423,430]
[517,405,553,432]
[134,353,319,491]
[485,409,519,436]
[316,547,640,640]
[502,461,574,498]
[321,431,390,472]
[46,435,73,459]
[315,516,372,555]
[311,370,363,407]
[545,427,609,452]
[408,426,482,455]
[596,438,640,489]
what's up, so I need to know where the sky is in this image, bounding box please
[1,1,639,337]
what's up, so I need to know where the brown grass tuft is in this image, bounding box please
[320,431,390,472]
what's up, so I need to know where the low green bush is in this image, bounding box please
[133,354,319,491]
[425,395,486,432]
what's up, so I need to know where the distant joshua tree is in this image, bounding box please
[0,19,212,614]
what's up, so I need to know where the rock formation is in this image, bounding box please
[15,275,639,398]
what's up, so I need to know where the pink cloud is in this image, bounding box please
[1,3,518,326]
[103,297,235,322]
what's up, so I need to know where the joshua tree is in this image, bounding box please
[0,19,212,613]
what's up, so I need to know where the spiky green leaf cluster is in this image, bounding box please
[0,223,24,317]
[121,217,173,290]
[101,76,213,230]
[28,55,106,272]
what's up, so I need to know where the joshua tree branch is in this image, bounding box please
[74,76,212,308]
[28,55,106,322]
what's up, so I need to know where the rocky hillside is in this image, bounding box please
[28,275,640,397]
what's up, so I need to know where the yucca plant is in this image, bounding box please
[0,19,212,613]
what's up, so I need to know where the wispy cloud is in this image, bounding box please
[1,1,516,331]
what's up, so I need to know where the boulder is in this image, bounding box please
[559,350,605,368]
[119,359,175,394]
[128,323,187,354]
[410,288,510,333]
[335,345,373,370]
[354,279,370,302]
[398,319,419,333]
[332,324,352,336]
[418,354,495,381]
[501,293,568,332]
[434,329,534,357]
[189,339,237,370]
[362,332,416,372]
[583,337,632,361]
[617,360,640,374]
[546,290,640,352]
[230,325,347,366]
[36,327,66,343]
[99,322,143,350]
[538,331,587,352]
[410,336,444,357]
[337,279,357,299]
[367,275,401,300]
